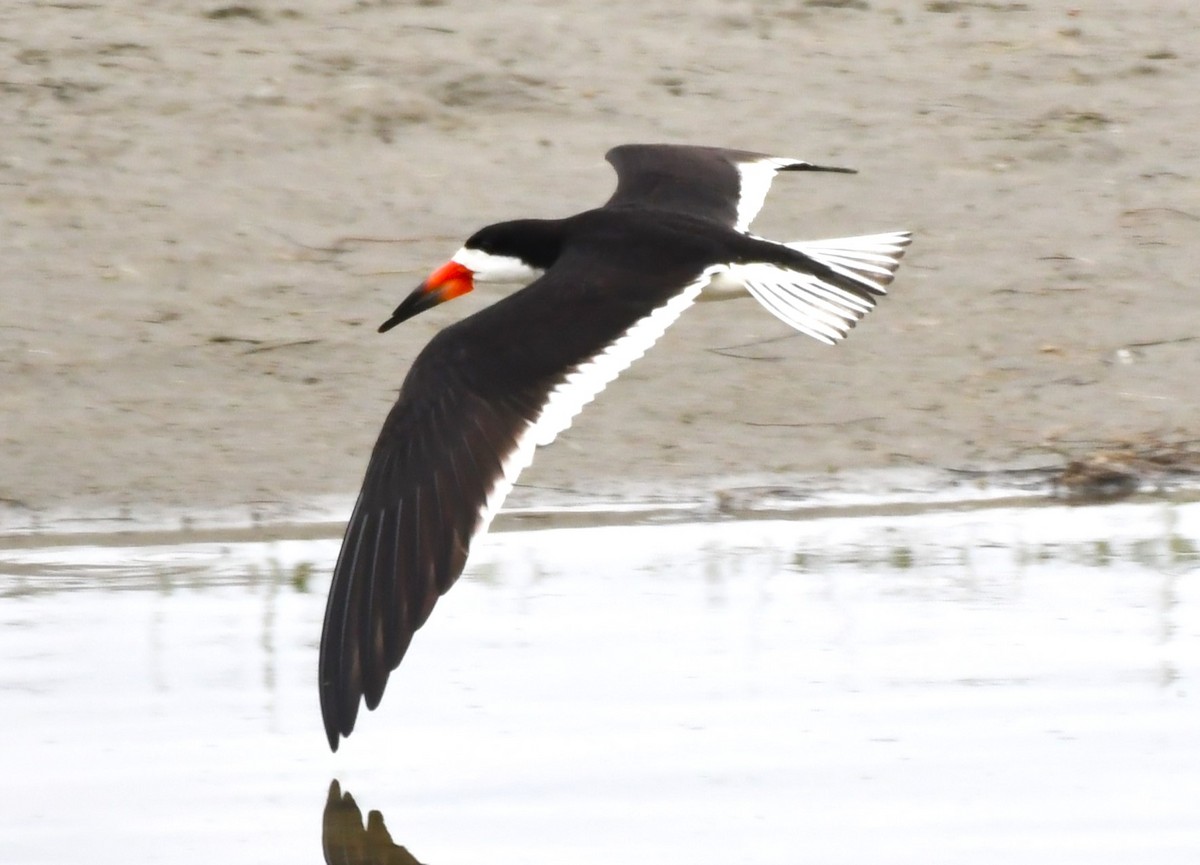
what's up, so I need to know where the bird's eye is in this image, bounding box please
[467,233,493,254]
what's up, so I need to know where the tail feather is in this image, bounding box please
[788,231,912,288]
[734,231,911,345]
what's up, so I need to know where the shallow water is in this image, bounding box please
[3,500,1200,864]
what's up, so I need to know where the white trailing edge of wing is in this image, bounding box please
[474,269,716,537]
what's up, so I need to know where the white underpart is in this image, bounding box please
[452,246,542,283]
[474,268,717,536]
[725,230,912,345]
[734,157,812,232]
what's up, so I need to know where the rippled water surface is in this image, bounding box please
[3,500,1200,864]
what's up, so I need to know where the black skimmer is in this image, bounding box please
[319,144,911,750]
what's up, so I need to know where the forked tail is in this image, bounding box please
[734,231,912,344]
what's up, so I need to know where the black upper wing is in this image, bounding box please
[604,144,768,226]
[318,345,519,751]
[604,144,854,232]
[318,240,708,750]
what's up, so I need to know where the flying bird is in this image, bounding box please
[319,144,911,750]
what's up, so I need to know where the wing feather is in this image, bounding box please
[605,144,852,231]
[318,261,711,750]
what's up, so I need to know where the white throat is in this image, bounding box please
[452,246,542,284]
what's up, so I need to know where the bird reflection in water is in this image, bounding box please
[322,781,424,865]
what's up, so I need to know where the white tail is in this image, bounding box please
[731,231,911,344]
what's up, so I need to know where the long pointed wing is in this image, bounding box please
[319,256,713,750]
[604,144,854,232]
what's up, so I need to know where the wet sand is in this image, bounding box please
[3,2,1198,528]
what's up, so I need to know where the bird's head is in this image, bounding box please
[379,220,557,333]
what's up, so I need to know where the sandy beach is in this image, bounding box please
[2,1,1198,529]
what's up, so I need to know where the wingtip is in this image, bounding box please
[322,690,360,752]
[322,701,345,752]
[319,662,355,752]
[784,161,857,175]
